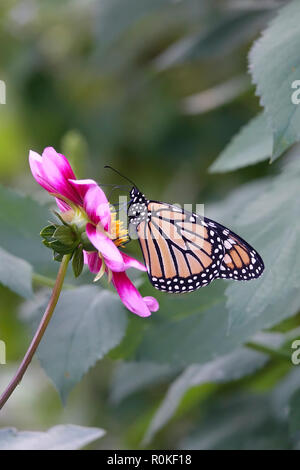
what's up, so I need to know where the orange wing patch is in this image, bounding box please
[218,229,264,281]
[235,244,250,264]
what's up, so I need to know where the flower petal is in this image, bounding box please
[29,150,54,193]
[68,179,99,201]
[29,148,80,205]
[42,147,76,180]
[41,147,81,204]
[83,251,102,273]
[78,183,111,229]
[86,223,124,271]
[121,252,147,272]
[55,198,71,212]
[144,296,159,312]
[112,271,152,317]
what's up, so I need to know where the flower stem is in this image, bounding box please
[245,341,291,362]
[0,254,71,410]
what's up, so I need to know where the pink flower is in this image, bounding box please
[29,147,159,317]
[84,251,158,317]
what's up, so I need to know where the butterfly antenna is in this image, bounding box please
[97,182,131,189]
[104,165,139,190]
[106,184,131,201]
[112,200,131,214]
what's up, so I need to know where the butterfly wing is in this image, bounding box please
[135,201,264,293]
[136,202,225,293]
[204,219,264,281]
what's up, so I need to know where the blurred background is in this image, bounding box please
[0,0,296,450]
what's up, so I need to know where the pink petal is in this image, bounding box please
[86,223,124,272]
[76,183,110,229]
[84,251,102,273]
[29,148,80,205]
[29,150,54,193]
[96,201,112,232]
[55,198,71,212]
[121,252,147,272]
[42,147,76,180]
[69,179,99,201]
[144,296,159,312]
[112,271,152,317]
[41,148,81,204]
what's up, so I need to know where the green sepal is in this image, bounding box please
[53,251,64,262]
[82,243,97,252]
[72,245,84,278]
[42,239,51,248]
[81,232,97,252]
[40,224,57,241]
[49,240,76,254]
[53,210,70,226]
[54,225,77,246]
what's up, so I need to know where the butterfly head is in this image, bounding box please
[128,187,149,226]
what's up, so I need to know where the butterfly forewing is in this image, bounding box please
[136,202,225,293]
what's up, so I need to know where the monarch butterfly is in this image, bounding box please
[105,167,264,294]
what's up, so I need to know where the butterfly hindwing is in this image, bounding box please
[204,219,264,281]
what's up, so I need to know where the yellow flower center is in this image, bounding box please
[110,209,129,247]
[93,209,128,283]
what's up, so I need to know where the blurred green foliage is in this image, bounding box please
[1,0,300,450]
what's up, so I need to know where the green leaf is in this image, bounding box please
[72,246,84,278]
[0,425,105,450]
[137,156,300,366]
[249,0,300,160]
[272,367,300,419]
[109,313,149,361]
[144,346,271,443]
[209,113,273,173]
[182,75,251,116]
[0,247,33,298]
[180,394,291,450]
[272,367,300,449]
[180,367,300,450]
[0,184,51,272]
[137,282,278,367]
[289,389,300,436]
[136,286,229,366]
[22,286,128,403]
[207,179,267,225]
[226,155,300,330]
[156,10,269,69]
[110,361,180,404]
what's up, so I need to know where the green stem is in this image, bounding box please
[246,341,291,362]
[0,254,71,410]
[32,272,74,290]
